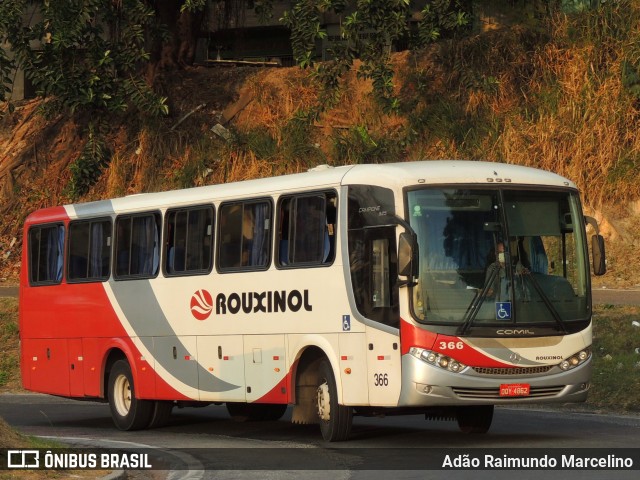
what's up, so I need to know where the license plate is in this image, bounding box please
[500,383,530,397]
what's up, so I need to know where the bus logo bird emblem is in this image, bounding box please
[190,289,214,320]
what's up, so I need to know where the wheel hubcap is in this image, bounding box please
[114,375,132,417]
[317,381,331,421]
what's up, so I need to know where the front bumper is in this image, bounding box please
[398,354,591,406]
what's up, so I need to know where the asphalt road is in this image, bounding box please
[0,286,17,297]
[1,393,639,479]
[592,288,640,306]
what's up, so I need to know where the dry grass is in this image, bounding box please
[0,298,20,393]
[2,3,640,285]
[0,415,29,449]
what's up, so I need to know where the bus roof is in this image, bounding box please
[27,161,577,222]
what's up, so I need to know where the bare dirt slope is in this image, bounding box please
[1,42,639,287]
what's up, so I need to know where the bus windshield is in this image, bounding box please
[407,188,589,328]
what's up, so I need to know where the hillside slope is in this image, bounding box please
[1,8,639,286]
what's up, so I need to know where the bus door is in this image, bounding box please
[347,185,402,406]
[358,229,402,406]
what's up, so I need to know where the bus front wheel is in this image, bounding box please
[316,359,352,442]
[456,405,494,434]
[108,359,153,431]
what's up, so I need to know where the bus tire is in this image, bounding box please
[108,359,153,431]
[316,359,352,442]
[456,405,494,434]
[227,403,288,421]
[147,401,173,429]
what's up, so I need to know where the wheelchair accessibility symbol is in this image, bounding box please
[496,302,512,321]
[342,315,351,331]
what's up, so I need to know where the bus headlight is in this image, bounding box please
[558,347,591,371]
[409,347,466,373]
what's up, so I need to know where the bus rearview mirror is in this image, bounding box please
[398,232,417,279]
[592,234,606,276]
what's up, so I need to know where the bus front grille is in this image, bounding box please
[451,385,564,399]
[471,366,553,376]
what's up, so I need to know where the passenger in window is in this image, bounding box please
[324,198,337,263]
[486,241,530,301]
[486,242,507,300]
[220,205,242,268]
[115,222,130,276]
[241,207,254,266]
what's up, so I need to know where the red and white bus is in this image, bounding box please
[20,161,605,441]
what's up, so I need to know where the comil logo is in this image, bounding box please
[190,289,214,320]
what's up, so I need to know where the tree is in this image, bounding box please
[0,1,471,196]
[1,1,167,117]
[147,0,206,80]
[1,1,473,117]
[0,0,207,197]
[281,0,471,113]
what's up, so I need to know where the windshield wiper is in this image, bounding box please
[458,262,500,336]
[521,273,568,334]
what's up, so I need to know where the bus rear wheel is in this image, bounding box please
[456,405,494,434]
[316,359,352,442]
[147,401,173,428]
[108,359,153,431]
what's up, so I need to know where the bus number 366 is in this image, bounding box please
[439,341,464,350]
[373,373,389,386]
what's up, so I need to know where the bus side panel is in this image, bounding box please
[252,370,292,404]
[20,286,68,339]
[338,333,369,405]
[82,337,101,397]
[197,335,246,402]
[22,338,70,396]
[152,336,199,400]
[87,336,192,401]
[128,336,176,401]
[68,338,84,396]
[20,283,127,340]
[244,334,287,403]
[365,326,401,407]
[20,338,31,391]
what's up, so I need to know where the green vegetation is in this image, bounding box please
[208,1,639,210]
[589,305,640,412]
[2,1,639,206]
[0,1,472,198]
[0,298,19,390]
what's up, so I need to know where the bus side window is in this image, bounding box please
[277,192,337,267]
[217,200,271,272]
[28,224,65,285]
[114,213,160,279]
[278,199,291,265]
[164,206,213,276]
[68,219,111,282]
[325,196,337,263]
